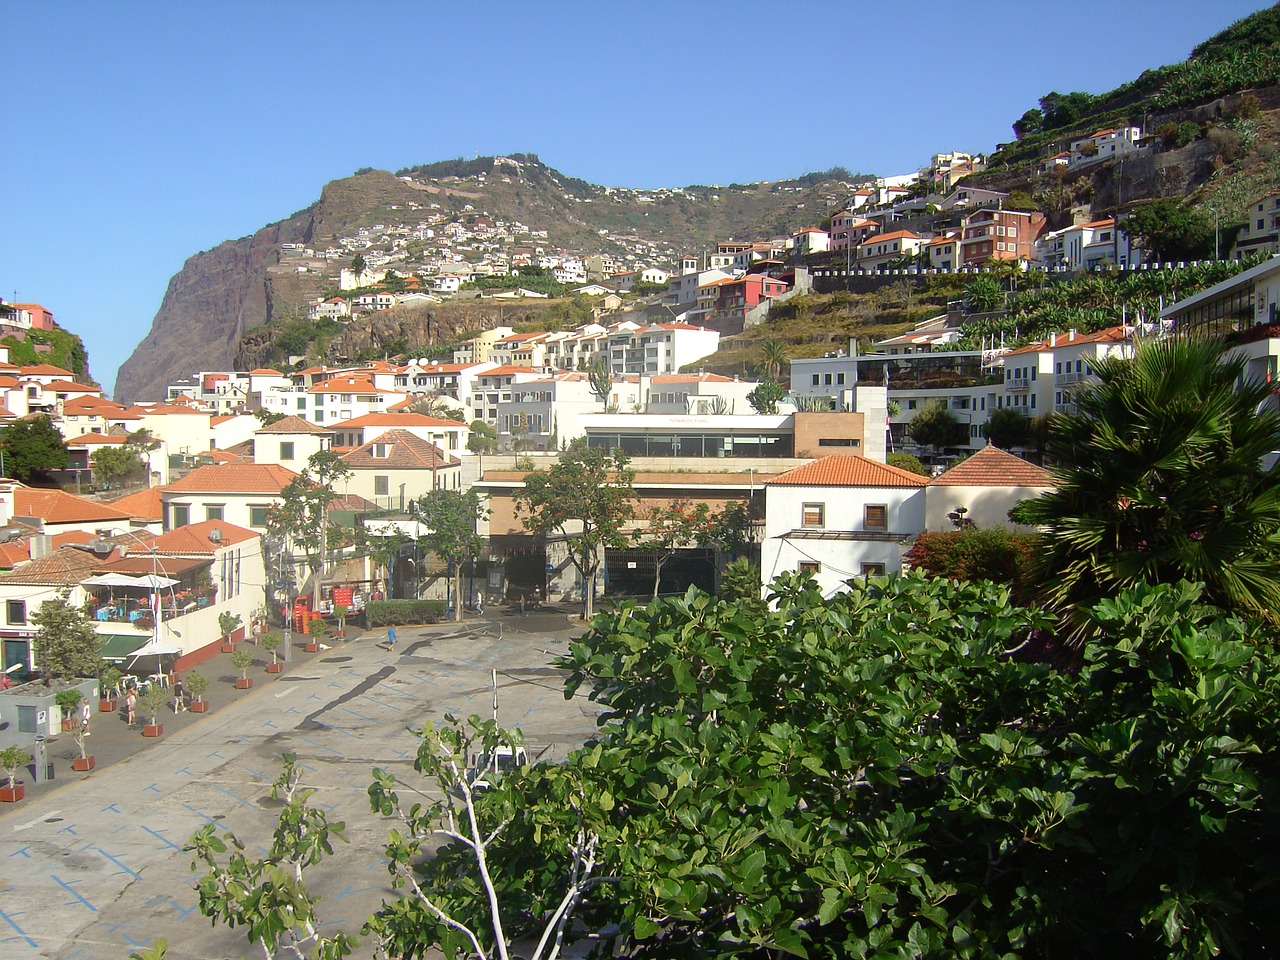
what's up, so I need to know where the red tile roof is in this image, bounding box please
[767,456,927,488]
[14,487,134,524]
[249,368,284,376]
[44,380,101,393]
[0,547,102,585]
[858,230,921,248]
[1004,325,1128,357]
[165,463,298,494]
[131,519,259,555]
[19,364,74,377]
[341,430,459,470]
[341,412,467,428]
[928,445,1053,487]
[254,415,334,435]
[108,486,166,522]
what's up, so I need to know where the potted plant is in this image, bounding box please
[0,746,31,801]
[219,611,243,653]
[55,689,82,733]
[230,649,255,689]
[99,667,123,712]
[332,604,349,639]
[261,632,283,673]
[186,669,210,713]
[71,712,95,771]
[304,618,324,653]
[137,685,168,737]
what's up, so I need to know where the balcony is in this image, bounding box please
[1056,371,1091,386]
[1005,377,1030,392]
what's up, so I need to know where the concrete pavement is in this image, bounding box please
[0,608,602,960]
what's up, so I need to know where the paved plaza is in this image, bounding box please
[0,609,602,960]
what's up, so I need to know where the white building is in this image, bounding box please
[761,456,928,594]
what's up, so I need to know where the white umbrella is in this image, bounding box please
[83,573,142,587]
[130,574,179,589]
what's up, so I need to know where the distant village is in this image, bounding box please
[0,133,1277,686]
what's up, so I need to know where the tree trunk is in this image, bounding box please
[452,561,463,622]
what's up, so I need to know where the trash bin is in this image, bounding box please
[33,735,52,783]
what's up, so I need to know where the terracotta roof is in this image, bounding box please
[858,230,921,248]
[650,373,736,384]
[476,365,537,377]
[1004,325,1128,357]
[62,396,127,416]
[766,456,927,488]
[128,519,259,555]
[254,415,335,435]
[249,368,284,376]
[308,376,398,394]
[328,492,381,513]
[164,463,298,494]
[43,380,101,393]
[928,445,1053,488]
[66,434,127,445]
[19,364,74,377]
[210,414,237,425]
[0,540,30,569]
[0,377,19,388]
[108,486,166,522]
[0,547,102,585]
[14,487,134,524]
[341,430,460,471]
[203,449,244,463]
[1074,218,1116,230]
[341,412,467,428]
[96,554,208,577]
[125,403,210,416]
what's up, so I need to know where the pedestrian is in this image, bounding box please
[80,697,92,736]
[518,593,526,616]
[387,626,396,653]
[125,689,136,726]
[173,677,187,713]
[0,673,10,690]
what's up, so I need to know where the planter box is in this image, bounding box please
[72,756,95,772]
[220,643,237,654]
[191,700,209,713]
[266,662,282,674]
[61,719,76,733]
[0,785,24,802]
[304,641,321,653]
[99,699,117,713]
[143,723,163,737]
[235,678,253,690]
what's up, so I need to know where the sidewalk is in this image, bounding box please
[12,627,370,804]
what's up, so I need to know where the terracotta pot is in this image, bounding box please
[72,756,95,772]
[235,677,253,689]
[266,662,282,674]
[0,785,24,802]
[61,719,76,733]
[99,698,117,713]
[191,700,209,713]
[220,642,236,654]
[143,724,163,737]
[304,641,320,653]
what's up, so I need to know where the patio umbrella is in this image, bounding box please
[129,574,179,590]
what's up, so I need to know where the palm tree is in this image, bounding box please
[760,339,787,381]
[1011,336,1280,636]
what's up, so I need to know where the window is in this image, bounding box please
[824,374,833,385]
[864,504,888,529]
[861,563,886,577]
[250,505,270,527]
[315,410,324,421]
[280,442,295,461]
[812,374,820,386]
[907,399,917,410]
[374,475,390,496]
[836,373,845,385]
[798,561,821,578]
[171,504,190,528]
[372,443,389,458]
[801,503,825,528]
[341,394,352,403]
[205,505,224,522]
[7,600,26,625]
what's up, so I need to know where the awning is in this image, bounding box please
[84,573,143,587]
[98,635,150,660]
[130,574,179,589]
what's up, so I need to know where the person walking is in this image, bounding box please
[173,677,187,713]
[387,626,397,653]
[125,689,136,726]
[80,697,92,737]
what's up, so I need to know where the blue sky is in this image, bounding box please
[1,0,1268,397]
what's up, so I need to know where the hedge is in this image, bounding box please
[365,599,446,627]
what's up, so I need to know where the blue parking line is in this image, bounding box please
[317,723,359,739]
[0,906,37,948]
[100,803,121,815]
[209,784,257,809]
[139,825,182,850]
[9,847,30,859]
[51,874,96,912]
[295,735,340,754]
[96,848,142,881]
[339,707,374,722]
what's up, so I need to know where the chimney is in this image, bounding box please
[1050,332,1057,347]
[1069,328,1077,341]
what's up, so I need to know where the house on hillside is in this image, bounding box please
[924,445,1054,531]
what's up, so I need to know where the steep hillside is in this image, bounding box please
[114,162,866,402]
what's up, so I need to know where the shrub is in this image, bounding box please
[0,746,31,789]
[365,599,446,627]
[903,528,1040,587]
[185,670,209,702]
[136,686,169,726]
[886,452,926,475]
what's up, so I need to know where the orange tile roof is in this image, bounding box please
[0,376,20,388]
[477,365,538,377]
[249,368,284,376]
[341,430,459,471]
[1003,325,1128,357]
[255,415,334,435]
[108,486,166,522]
[341,412,467,428]
[165,463,299,494]
[66,433,127,445]
[0,539,30,569]
[928,445,1053,487]
[650,373,735,384]
[14,487,134,524]
[19,363,74,377]
[308,376,398,394]
[858,230,921,248]
[62,396,127,415]
[125,403,210,416]
[0,546,102,585]
[131,519,259,555]
[767,456,927,488]
[44,380,101,393]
